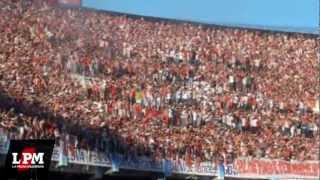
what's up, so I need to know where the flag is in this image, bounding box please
[47,0,58,6]
[57,140,68,167]
[217,163,225,180]
[58,0,81,6]
[162,159,173,177]
[110,153,121,173]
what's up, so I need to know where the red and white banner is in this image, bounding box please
[234,159,320,177]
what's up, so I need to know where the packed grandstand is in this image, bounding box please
[0,0,319,179]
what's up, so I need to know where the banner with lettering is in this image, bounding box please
[234,159,320,178]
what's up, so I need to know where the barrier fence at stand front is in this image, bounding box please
[0,128,319,179]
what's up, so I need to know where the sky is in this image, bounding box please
[82,0,319,34]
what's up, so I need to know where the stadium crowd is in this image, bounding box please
[0,0,319,165]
